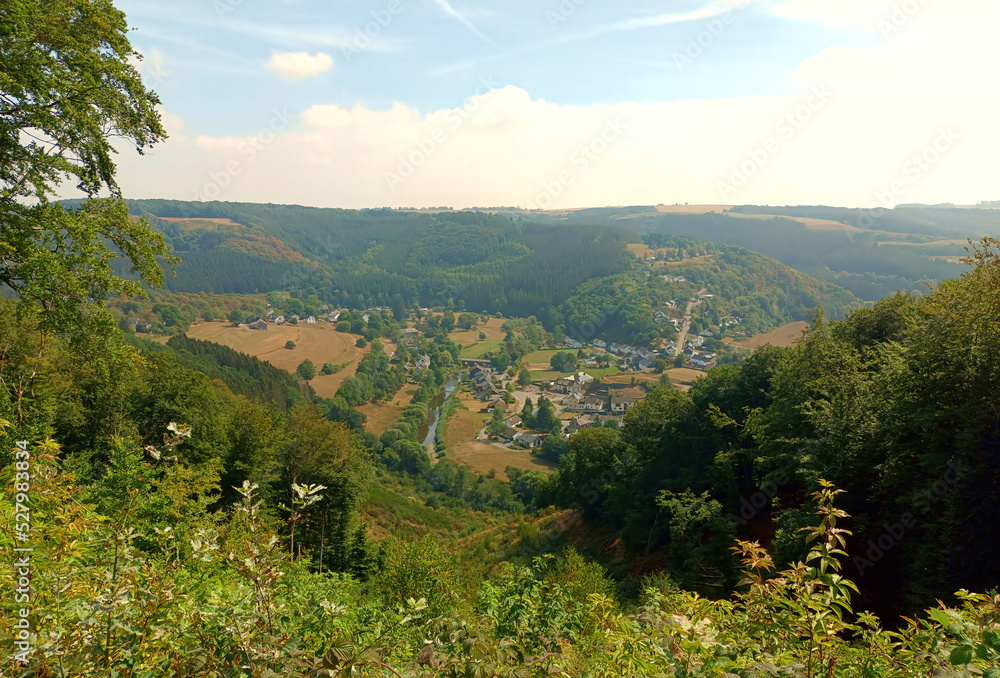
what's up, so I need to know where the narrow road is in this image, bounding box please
[672,287,708,357]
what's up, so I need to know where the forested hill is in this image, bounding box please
[515,204,992,301]
[118,200,638,322]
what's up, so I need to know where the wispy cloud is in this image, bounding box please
[431,0,761,75]
[429,0,494,45]
[556,0,762,45]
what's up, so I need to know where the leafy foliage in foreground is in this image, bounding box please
[2,447,997,677]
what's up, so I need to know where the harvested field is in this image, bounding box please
[666,367,705,392]
[522,349,567,373]
[627,243,654,259]
[602,373,664,387]
[448,442,556,481]
[357,383,420,434]
[181,321,372,398]
[735,321,811,350]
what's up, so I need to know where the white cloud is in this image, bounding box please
[113,1,1000,210]
[265,52,334,81]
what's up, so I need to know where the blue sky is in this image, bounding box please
[112,0,999,209]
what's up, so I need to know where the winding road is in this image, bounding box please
[672,287,708,357]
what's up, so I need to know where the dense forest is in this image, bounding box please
[619,212,965,301]
[118,200,637,324]
[108,200,871,346]
[553,237,861,345]
[518,206,987,301]
[110,197,990,337]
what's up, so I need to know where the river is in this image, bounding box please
[419,375,460,447]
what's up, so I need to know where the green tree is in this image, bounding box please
[285,340,295,349]
[153,303,186,329]
[296,359,316,381]
[551,427,624,519]
[486,419,507,437]
[491,351,511,371]
[550,351,576,371]
[533,396,561,435]
[0,0,173,334]
[520,397,534,428]
[390,294,407,321]
[229,309,244,326]
[517,369,532,388]
[355,337,367,348]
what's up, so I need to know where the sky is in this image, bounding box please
[108,0,1000,210]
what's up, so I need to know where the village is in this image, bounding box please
[200,281,739,466]
[458,359,644,450]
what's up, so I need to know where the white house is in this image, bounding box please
[576,397,605,412]
[611,397,638,413]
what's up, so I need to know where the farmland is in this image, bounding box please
[177,321,375,398]
[448,317,509,358]
[735,320,811,350]
[357,383,420,434]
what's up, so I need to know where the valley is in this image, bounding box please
[7,3,1000,675]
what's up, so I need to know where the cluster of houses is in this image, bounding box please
[246,304,346,330]
[245,304,409,332]
[574,329,723,372]
[467,363,510,409]
[653,310,680,326]
[471,356,653,447]
[591,340,660,371]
